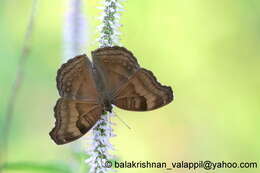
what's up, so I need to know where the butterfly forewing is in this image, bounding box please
[56,55,99,101]
[92,47,140,94]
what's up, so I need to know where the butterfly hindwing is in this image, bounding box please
[112,68,173,111]
[50,98,102,145]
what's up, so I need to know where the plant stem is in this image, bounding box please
[63,0,88,62]
[0,0,38,171]
[86,0,124,172]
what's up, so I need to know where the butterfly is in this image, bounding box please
[49,46,173,145]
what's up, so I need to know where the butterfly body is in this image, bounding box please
[92,65,113,112]
[50,46,174,145]
[103,99,113,113]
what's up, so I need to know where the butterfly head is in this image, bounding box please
[104,99,112,113]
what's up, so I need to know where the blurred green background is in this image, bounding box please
[0,0,260,173]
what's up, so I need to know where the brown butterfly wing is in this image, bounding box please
[50,98,102,145]
[92,46,173,111]
[92,46,139,94]
[113,68,173,111]
[50,55,102,145]
[56,54,99,101]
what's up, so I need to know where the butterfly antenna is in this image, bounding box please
[113,111,131,130]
